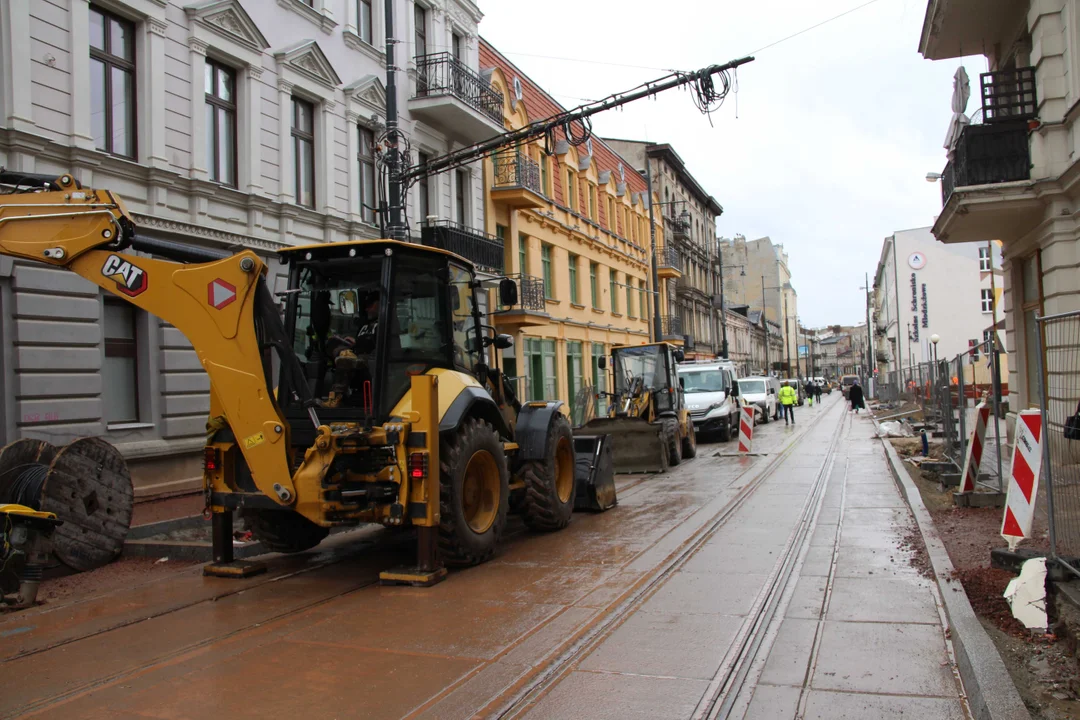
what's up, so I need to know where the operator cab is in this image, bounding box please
[278,241,488,426]
[608,343,684,416]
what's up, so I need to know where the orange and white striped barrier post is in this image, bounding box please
[738,406,755,454]
[1001,409,1043,551]
[959,399,991,493]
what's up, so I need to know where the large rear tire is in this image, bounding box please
[243,509,329,554]
[681,421,698,459]
[521,414,576,532]
[439,417,509,567]
[662,418,682,467]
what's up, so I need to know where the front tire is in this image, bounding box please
[439,417,509,567]
[661,417,682,467]
[718,416,732,443]
[681,421,698,459]
[243,509,329,554]
[521,414,576,532]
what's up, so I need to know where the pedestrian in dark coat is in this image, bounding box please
[813,382,823,405]
[848,381,865,413]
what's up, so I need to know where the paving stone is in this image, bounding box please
[812,621,957,696]
[802,689,968,719]
[785,575,827,619]
[579,611,742,679]
[799,545,835,577]
[827,576,938,624]
[833,546,920,579]
[759,617,818,686]
[745,684,802,719]
[525,671,709,720]
[640,571,771,616]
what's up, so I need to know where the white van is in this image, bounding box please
[737,376,777,424]
[677,361,740,441]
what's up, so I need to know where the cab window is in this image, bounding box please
[448,263,479,371]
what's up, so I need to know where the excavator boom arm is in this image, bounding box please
[0,172,297,505]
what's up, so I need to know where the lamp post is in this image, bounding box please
[644,160,661,343]
[930,333,941,389]
[761,278,790,376]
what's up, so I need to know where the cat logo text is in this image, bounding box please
[101,254,148,297]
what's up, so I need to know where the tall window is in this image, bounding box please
[417,151,430,221]
[292,97,315,208]
[452,32,463,61]
[567,341,584,424]
[588,184,597,220]
[590,262,598,308]
[540,154,550,196]
[592,342,607,414]
[565,170,576,211]
[455,169,468,224]
[414,3,427,57]
[519,233,529,274]
[525,338,557,401]
[568,254,579,304]
[980,288,994,313]
[639,284,647,319]
[89,6,136,158]
[609,271,618,313]
[357,0,373,44]
[205,60,237,186]
[541,244,553,299]
[103,299,139,424]
[607,197,615,231]
[627,280,635,318]
[359,126,376,223]
[979,246,992,271]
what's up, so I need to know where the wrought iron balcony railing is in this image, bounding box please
[493,152,542,194]
[415,52,503,125]
[661,315,682,338]
[657,245,680,270]
[502,273,547,312]
[665,216,690,241]
[420,220,504,275]
[940,120,1030,205]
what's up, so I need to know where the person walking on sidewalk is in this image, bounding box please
[813,381,823,405]
[848,380,865,414]
[779,381,797,425]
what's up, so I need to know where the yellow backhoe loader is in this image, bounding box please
[0,170,608,585]
[583,342,697,473]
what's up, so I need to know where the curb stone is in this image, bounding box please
[873,417,1031,720]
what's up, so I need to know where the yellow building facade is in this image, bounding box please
[479,42,666,423]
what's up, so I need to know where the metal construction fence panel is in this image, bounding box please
[1037,310,1080,573]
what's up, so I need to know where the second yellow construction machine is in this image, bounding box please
[0,170,613,585]
[583,342,697,474]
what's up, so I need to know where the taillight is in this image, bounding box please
[409,452,427,480]
[204,447,220,473]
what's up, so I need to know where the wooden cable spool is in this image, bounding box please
[0,437,133,572]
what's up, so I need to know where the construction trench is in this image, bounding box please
[0,394,974,720]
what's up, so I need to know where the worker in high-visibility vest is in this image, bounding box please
[779,381,798,425]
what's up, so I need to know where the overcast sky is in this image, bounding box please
[478,0,986,328]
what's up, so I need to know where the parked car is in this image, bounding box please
[737,376,777,424]
[677,361,740,441]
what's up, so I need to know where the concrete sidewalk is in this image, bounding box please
[742,409,969,718]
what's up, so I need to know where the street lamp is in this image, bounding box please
[925,172,943,182]
[930,333,941,370]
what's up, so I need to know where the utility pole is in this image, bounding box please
[718,241,729,358]
[784,293,792,378]
[382,0,405,240]
[865,271,872,388]
[761,276,769,374]
[645,158,661,343]
[986,240,1004,489]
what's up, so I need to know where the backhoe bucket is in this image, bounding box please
[572,434,617,511]
[581,417,667,474]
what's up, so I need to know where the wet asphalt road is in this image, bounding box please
[0,394,969,719]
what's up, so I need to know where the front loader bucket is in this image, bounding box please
[581,417,667,474]
[573,434,617,511]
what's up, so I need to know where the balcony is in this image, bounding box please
[410,52,505,144]
[935,119,1041,245]
[665,216,690,243]
[490,152,546,209]
[661,315,683,343]
[421,220,504,275]
[656,245,682,280]
[491,273,550,331]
